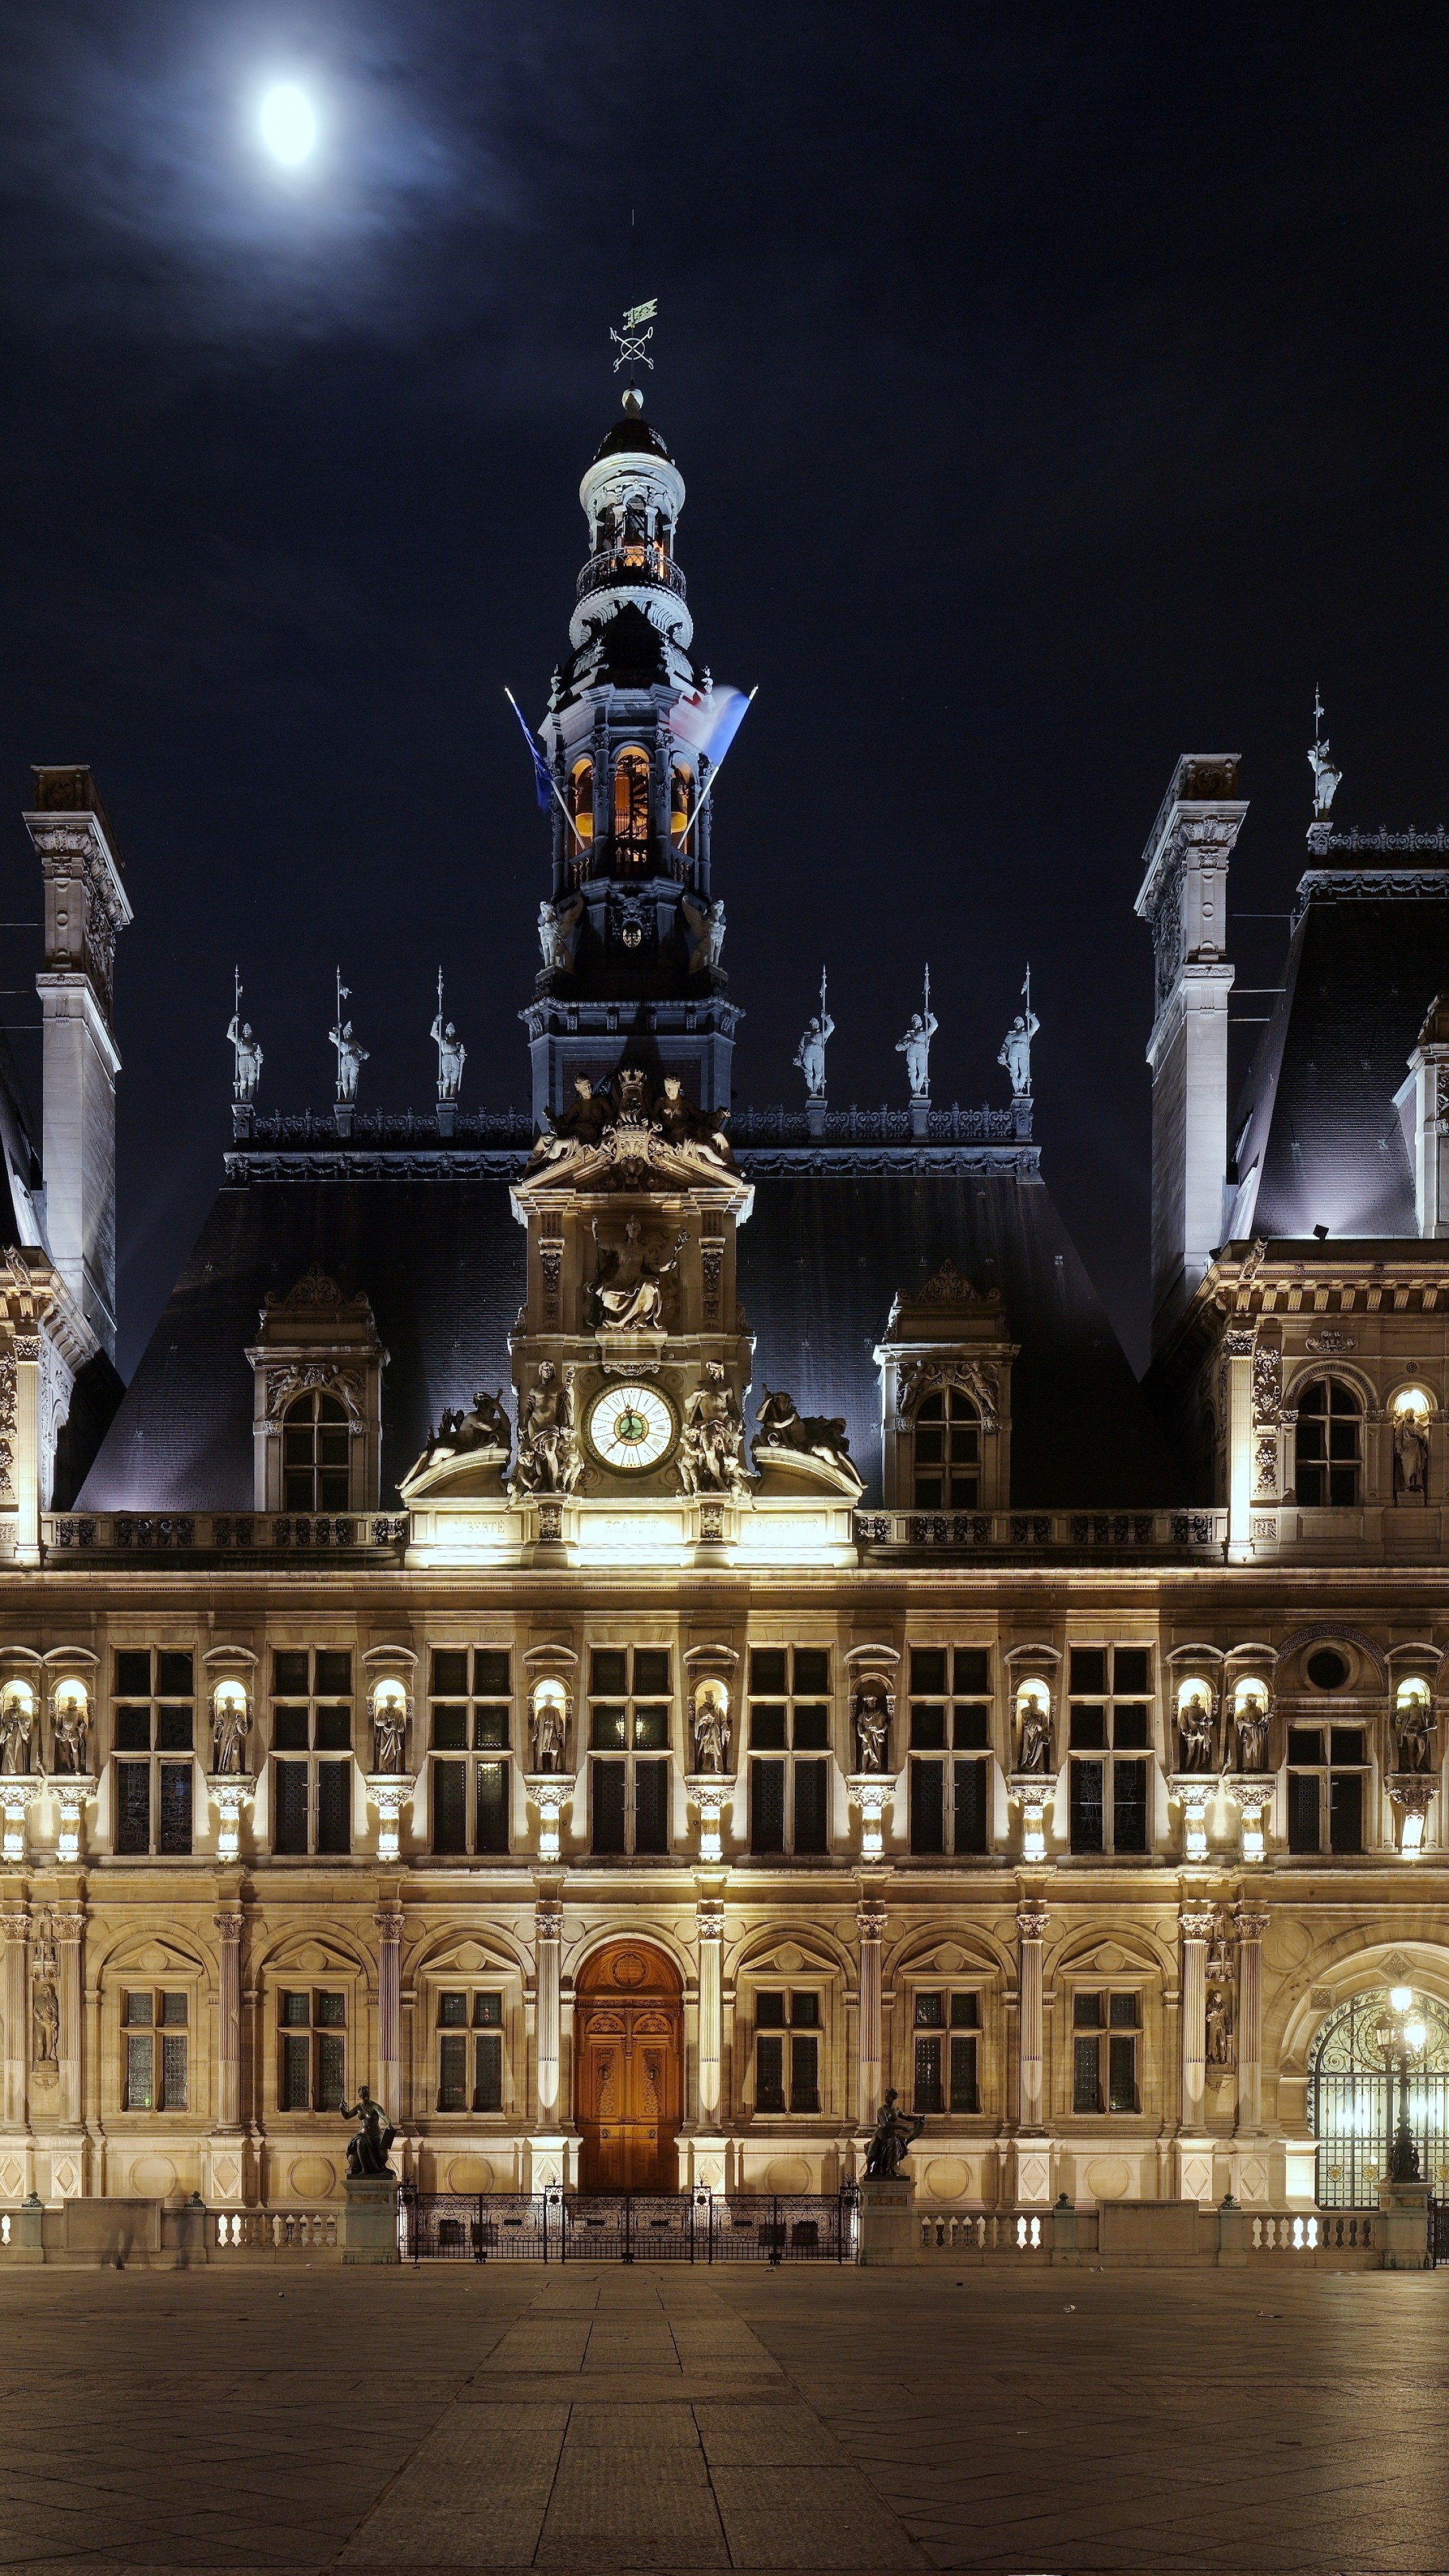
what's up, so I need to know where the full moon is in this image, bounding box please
[258,84,317,166]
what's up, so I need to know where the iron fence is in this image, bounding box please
[400,2186,857,2264]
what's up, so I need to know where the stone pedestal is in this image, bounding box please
[342,2173,400,2265]
[857,2173,914,2265]
[11,2192,44,2265]
[1216,2195,1248,2267]
[1379,2178,1432,2271]
[909,1096,930,1140]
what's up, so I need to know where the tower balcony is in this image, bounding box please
[576,544,688,608]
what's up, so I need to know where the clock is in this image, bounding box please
[584,1381,678,1474]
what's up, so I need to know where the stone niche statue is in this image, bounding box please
[1205,1985,1234,2068]
[690,1679,732,1774]
[1232,1683,1271,1774]
[1014,1682,1053,1774]
[211,1682,252,1776]
[0,1682,35,1776]
[863,2088,925,2179]
[590,1217,684,1332]
[340,2085,396,2178]
[1393,1682,1435,1775]
[372,1684,409,1774]
[678,1364,750,1497]
[1393,1405,1431,1500]
[529,1682,569,1773]
[852,1677,893,1772]
[1177,1682,1216,1772]
[511,1362,584,1495]
[49,1682,91,1776]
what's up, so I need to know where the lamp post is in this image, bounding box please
[1379,1984,1428,2185]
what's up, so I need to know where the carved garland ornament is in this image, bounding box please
[896,1358,1000,1430]
[264,1364,364,1424]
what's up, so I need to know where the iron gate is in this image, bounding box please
[1309,1986,1449,2206]
[400,2186,858,2263]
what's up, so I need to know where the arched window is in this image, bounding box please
[283,1390,350,1511]
[912,1387,979,1509]
[1294,1377,1362,1506]
[670,761,693,848]
[569,757,594,847]
[613,748,651,867]
[1309,1986,1449,2206]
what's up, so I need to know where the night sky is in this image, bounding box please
[1,3,1447,1377]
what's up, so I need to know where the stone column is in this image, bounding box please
[54,1909,85,2131]
[214,1911,244,2131]
[856,1898,887,2129]
[1179,1907,1216,2133]
[696,1890,724,2126]
[375,1911,404,2123]
[10,1334,42,1566]
[1016,1903,1049,2133]
[534,1888,564,2125]
[1234,1907,1269,2133]
[0,1909,28,2129]
[1224,1330,1256,1560]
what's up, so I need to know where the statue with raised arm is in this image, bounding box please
[512,1362,584,1495]
[431,1000,466,1102]
[863,2088,925,2180]
[794,1010,835,1102]
[340,2084,396,2178]
[1308,690,1342,820]
[896,1007,938,1099]
[998,1004,1040,1098]
[329,1019,368,1103]
[227,1013,263,1104]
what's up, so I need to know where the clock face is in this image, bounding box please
[585,1381,677,1474]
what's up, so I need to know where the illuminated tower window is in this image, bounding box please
[613,748,651,871]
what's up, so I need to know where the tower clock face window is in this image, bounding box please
[585,1383,676,1474]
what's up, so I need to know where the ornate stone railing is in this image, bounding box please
[855,1509,1226,1556]
[733,1102,1027,1144]
[213,2209,339,2251]
[44,1513,410,1558]
[576,544,687,605]
[237,1109,535,1146]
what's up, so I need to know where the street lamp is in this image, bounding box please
[1378,1985,1428,2184]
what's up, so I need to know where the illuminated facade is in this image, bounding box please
[0,388,1446,2227]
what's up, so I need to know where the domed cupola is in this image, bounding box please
[570,385,693,655]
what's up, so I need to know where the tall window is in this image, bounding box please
[912,1389,980,1509]
[1287,1724,1367,1854]
[569,757,594,847]
[1073,1990,1140,2112]
[671,761,694,853]
[612,748,651,869]
[914,1990,980,2113]
[748,1648,830,1856]
[436,1989,504,2112]
[282,1389,352,1511]
[429,1650,512,1858]
[588,1648,671,1856]
[270,1650,354,1856]
[1067,1648,1152,1856]
[278,1989,347,2112]
[755,1990,820,2112]
[113,1649,195,1858]
[1295,1379,1362,1506]
[907,1647,991,1856]
[121,1990,189,2110]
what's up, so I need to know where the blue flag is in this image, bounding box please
[506,690,555,810]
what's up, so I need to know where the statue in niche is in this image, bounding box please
[753,1389,861,1487]
[372,1700,409,1774]
[513,1362,584,1495]
[678,1365,750,1497]
[340,2085,396,2179]
[863,2088,926,2180]
[227,1011,263,1104]
[32,1975,59,2068]
[1393,1689,1435,1775]
[896,1005,938,1100]
[529,1693,569,1772]
[211,1694,252,1776]
[998,1004,1040,1098]
[590,1217,684,1332]
[50,1693,91,1776]
[1014,1691,1052,1774]
[852,1680,892,1772]
[690,1687,731,1774]
[1178,1688,1215,1773]
[1205,1986,1234,2068]
[1393,1408,1431,1499]
[794,1008,835,1102]
[680,893,727,973]
[0,1690,34,1776]
[431,1014,466,1102]
[329,1018,368,1103]
[1232,1688,1271,1774]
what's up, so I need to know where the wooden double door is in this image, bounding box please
[575,1945,683,2192]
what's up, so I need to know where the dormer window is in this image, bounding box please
[1295,1378,1362,1506]
[284,1390,352,1511]
[912,1389,979,1509]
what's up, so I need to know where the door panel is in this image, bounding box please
[577,1995,682,2190]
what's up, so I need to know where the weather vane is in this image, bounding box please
[612,299,657,373]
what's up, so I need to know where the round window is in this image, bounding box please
[1305,1646,1350,1692]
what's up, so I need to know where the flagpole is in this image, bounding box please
[504,688,587,851]
[676,686,759,843]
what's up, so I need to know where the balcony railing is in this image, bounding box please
[855,1509,1226,1556]
[576,544,687,605]
[733,1102,1026,1145]
[44,1513,411,1557]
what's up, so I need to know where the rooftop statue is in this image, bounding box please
[896,1008,938,1100]
[521,1070,745,1196]
[329,1019,368,1102]
[1308,688,1343,820]
[998,973,1040,1099]
[680,892,727,973]
[227,1013,263,1104]
[753,1387,863,1493]
[794,1008,834,1102]
[431,975,466,1102]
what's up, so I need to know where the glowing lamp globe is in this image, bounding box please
[1389,1984,1413,2015]
[259,85,317,166]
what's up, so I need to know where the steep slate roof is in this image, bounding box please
[1231,871,1449,1242]
[82,1144,1181,1511]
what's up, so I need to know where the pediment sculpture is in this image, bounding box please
[752,1387,864,1497]
[399,1387,513,1502]
[520,1068,742,1197]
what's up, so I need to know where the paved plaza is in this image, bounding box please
[0,2261,1444,2574]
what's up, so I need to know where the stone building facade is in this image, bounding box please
[0,384,1446,2224]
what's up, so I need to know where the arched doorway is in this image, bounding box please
[575,1941,683,2192]
[1309,1985,1449,2205]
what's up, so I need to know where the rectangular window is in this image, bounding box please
[634,1757,669,1855]
[908,1648,992,1854]
[755,1992,820,2114]
[109,1652,196,1857]
[474,2031,503,2112]
[910,1757,945,1854]
[1069,1648,1155,1855]
[432,1760,468,1856]
[750,1758,786,1854]
[790,2033,820,2114]
[949,2032,979,2114]
[268,1654,356,1856]
[115,1761,150,1856]
[914,2034,943,2112]
[125,2032,155,2110]
[475,1760,509,1854]
[273,1760,309,1854]
[588,1649,672,1856]
[1073,1990,1140,2114]
[316,1762,352,1855]
[278,1991,346,2112]
[1288,1732,1366,1856]
[793,1758,828,1855]
[158,1763,193,1856]
[427,1650,512,1854]
[438,2033,468,2112]
[953,1758,989,1854]
[747,1647,835,1854]
[592,1759,628,1854]
[755,2032,786,2112]
[121,1990,187,2109]
[915,1990,981,2114]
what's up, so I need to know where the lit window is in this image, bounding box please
[612,748,651,869]
[1294,1379,1362,1507]
[569,757,594,846]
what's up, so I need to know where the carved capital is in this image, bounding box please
[855,1902,888,1943]
[535,1896,564,1941]
[213,1911,244,1943]
[0,1910,30,1940]
[373,1910,405,1942]
[1234,1907,1270,1941]
[696,1896,725,1940]
[1016,1906,1050,1941]
[1180,1908,1220,1942]
[49,1911,85,1943]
